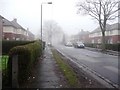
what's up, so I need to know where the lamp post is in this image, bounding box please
[41,2,52,55]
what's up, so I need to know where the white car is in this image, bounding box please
[65,42,73,47]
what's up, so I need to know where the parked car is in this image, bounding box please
[74,42,85,48]
[47,43,52,46]
[65,42,73,47]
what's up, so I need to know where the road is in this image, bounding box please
[53,44,119,87]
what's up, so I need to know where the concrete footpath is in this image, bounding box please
[21,46,68,88]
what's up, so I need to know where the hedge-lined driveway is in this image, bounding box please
[54,44,119,88]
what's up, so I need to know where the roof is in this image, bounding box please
[0,15,14,27]
[91,23,120,33]
[0,15,4,19]
[110,23,120,30]
[78,30,90,35]
[27,30,34,37]
[11,20,25,30]
[0,15,26,30]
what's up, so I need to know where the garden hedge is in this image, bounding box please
[84,43,120,51]
[6,40,43,86]
[105,43,120,51]
[2,40,34,55]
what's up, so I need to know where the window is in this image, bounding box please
[92,39,94,43]
[98,39,101,43]
[110,30,113,34]
[16,38,20,40]
[110,38,113,44]
[13,37,15,40]
[6,38,9,40]
[97,32,100,35]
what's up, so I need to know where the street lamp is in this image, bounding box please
[41,2,52,55]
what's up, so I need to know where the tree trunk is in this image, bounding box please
[101,31,106,52]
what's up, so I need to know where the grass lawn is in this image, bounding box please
[0,55,9,71]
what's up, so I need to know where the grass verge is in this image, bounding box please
[0,55,9,71]
[51,49,80,88]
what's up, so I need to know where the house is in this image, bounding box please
[0,15,34,41]
[2,16,16,40]
[77,30,90,43]
[0,15,3,39]
[70,30,90,44]
[11,18,27,40]
[89,23,120,44]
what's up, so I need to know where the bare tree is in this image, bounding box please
[43,20,64,45]
[77,0,120,51]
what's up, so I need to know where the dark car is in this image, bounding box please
[74,42,85,48]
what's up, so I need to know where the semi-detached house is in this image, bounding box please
[0,15,34,41]
[89,23,120,44]
[69,23,120,44]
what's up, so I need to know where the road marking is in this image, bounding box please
[104,66,118,74]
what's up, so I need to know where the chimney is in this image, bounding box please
[13,18,17,22]
[27,28,29,31]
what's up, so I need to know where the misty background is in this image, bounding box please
[0,0,118,44]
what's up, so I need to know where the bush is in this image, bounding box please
[84,43,100,48]
[2,40,34,55]
[105,43,120,51]
[7,40,42,86]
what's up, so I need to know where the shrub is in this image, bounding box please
[84,43,120,51]
[84,43,100,48]
[2,40,34,55]
[105,43,120,51]
[7,40,42,86]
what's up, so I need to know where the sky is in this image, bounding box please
[0,0,117,36]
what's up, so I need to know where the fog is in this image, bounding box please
[0,0,117,38]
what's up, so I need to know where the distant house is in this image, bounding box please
[77,30,90,43]
[0,15,34,41]
[89,23,120,44]
[70,30,90,43]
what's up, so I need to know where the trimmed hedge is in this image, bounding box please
[105,43,120,51]
[2,40,34,55]
[84,43,120,51]
[84,43,100,48]
[7,41,43,86]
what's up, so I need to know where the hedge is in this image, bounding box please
[84,43,120,51]
[105,43,120,51]
[6,40,43,87]
[2,40,34,55]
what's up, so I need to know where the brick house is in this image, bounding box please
[0,15,34,41]
[70,30,90,44]
[70,23,120,44]
[89,23,120,44]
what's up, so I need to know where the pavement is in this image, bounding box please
[20,46,68,88]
